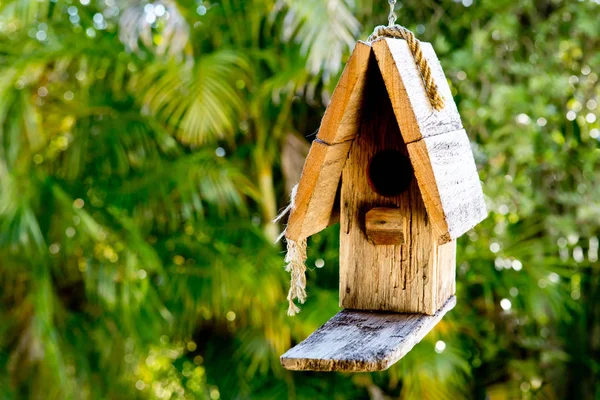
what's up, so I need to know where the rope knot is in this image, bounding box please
[368,25,446,112]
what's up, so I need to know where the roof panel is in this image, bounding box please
[407,129,487,243]
[285,140,352,240]
[316,41,372,144]
[286,38,486,242]
[285,42,371,240]
[372,38,463,144]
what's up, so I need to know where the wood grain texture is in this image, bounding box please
[281,296,456,372]
[285,41,371,240]
[339,56,438,315]
[365,207,405,245]
[317,41,371,145]
[407,129,487,244]
[372,38,462,144]
[286,140,351,240]
[436,240,456,308]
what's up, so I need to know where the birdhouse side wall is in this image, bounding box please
[339,56,455,315]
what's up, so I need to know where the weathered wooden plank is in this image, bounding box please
[316,41,371,145]
[281,296,457,372]
[286,140,351,241]
[372,38,462,144]
[435,240,456,308]
[407,129,487,244]
[365,207,405,245]
[339,56,437,315]
[284,42,371,240]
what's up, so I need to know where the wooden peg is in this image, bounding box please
[365,207,405,245]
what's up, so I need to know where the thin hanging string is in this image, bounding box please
[273,184,298,243]
[368,3,446,112]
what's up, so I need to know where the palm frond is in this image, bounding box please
[130,50,248,145]
[0,0,51,27]
[277,0,361,79]
[119,0,191,58]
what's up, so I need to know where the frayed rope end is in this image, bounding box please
[273,184,309,316]
[284,237,307,316]
[287,300,301,316]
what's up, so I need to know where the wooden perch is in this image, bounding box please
[280,296,456,372]
[365,207,405,245]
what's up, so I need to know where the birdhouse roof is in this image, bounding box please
[285,38,486,244]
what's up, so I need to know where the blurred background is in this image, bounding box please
[0,0,599,399]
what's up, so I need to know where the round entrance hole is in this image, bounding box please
[367,150,413,197]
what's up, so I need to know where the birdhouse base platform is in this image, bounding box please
[280,296,456,372]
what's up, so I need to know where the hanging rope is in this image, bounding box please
[368,24,446,111]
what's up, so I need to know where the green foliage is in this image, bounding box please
[0,0,599,399]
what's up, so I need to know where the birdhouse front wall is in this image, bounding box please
[339,55,456,315]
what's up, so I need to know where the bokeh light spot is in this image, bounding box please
[435,340,446,353]
[500,298,511,310]
[226,311,236,321]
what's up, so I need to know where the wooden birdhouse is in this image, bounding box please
[280,37,487,372]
